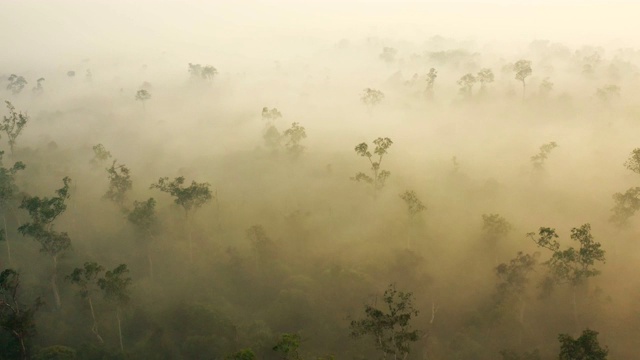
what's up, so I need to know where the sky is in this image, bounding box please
[1,0,638,70]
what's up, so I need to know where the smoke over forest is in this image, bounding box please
[1,1,640,359]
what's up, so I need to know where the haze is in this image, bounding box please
[0,1,639,359]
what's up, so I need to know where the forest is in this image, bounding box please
[1,1,640,359]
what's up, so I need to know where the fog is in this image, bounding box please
[0,1,639,359]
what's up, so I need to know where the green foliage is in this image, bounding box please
[530,142,557,170]
[92,144,112,164]
[2,101,29,154]
[528,224,606,288]
[495,252,538,305]
[135,89,151,103]
[350,284,420,360]
[399,190,426,217]
[482,214,512,238]
[66,262,104,299]
[457,73,477,97]
[6,75,27,94]
[32,78,45,94]
[477,68,494,90]
[261,107,282,122]
[352,137,393,196]
[18,177,72,256]
[34,345,77,360]
[558,329,608,360]
[360,88,384,111]
[150,176,212,214]
[188,63,218,80]
[272,333,302,360]
[610,187,640,225]
[97,264,132,307]
[0,269,43,359]
[127,198,157,234]
[623,148,640,174]
[425,68,437,97]
[514,60,532,99]
[514,60,532,82]
[226,349,256,360]
[0,151,25,207]
[104,161,132,210]
[283,122,307,158]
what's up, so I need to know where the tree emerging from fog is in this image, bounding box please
[513,60,532,100]
[352,137,393,198]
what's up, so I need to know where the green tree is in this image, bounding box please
[32,78,45,95]
[272,333,302,360]
[558,329,608,360]
[18,177,72,309]
[513,60,532,100]
[282,122,307,158]
[2,101,29,155]
[135,89,151,109]
[188,63,218,80]
[495,252,539,344]
[91,144,112,165]
[226,349,256,360]
[611,148,640,225]
[457,73,477,98]
[97,264,132,353]
[528,224,605,330]
[399,190,426,249]
[350,284,421,360]
[104,161,132,212]
[482,213,512,260]
[150,177,212,260]
[0,151,25,265]
[66,262,106,344]
[0,269,43,360]
[531,142,557,171]
[361,88,385,114]
[477,68,494,92]
[6,75,27,95]
[127,198,157,278]
[352,137,393,199]
[425,68,437,99]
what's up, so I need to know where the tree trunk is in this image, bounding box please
[88,296,104,343]
[52,255,61,309]
[572,286,579,333]
[521,80,526,101]
[4,215,11,266]
[148,251,154,280]
[185,211,193,262]
[117,307,124,352]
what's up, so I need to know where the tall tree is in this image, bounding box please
[18,177,72,309]
[2,101,29,155]
[513,60,532,100]
[528,224,605,330]
[104,161,132,213]
[352,137,393,199]
[0,269,42,360]
[150,177,212,260]
[127,198,157,279]
[0,151,25,266]
[97,264,132,353]
[350,284,421,360]
[66,262,106,344]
